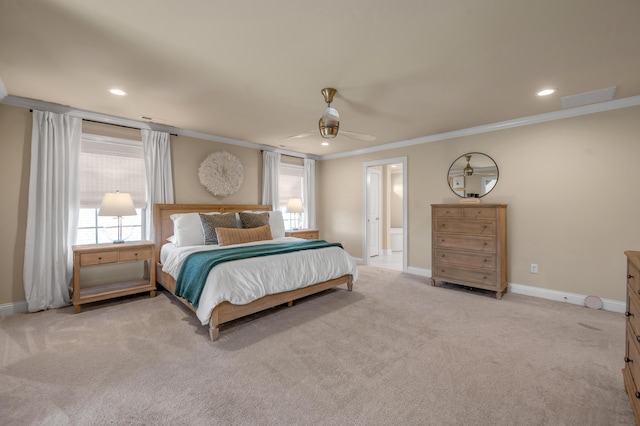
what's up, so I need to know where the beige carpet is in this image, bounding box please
[0,266,635,425]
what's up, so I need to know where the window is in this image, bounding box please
[76,134,146,244]
[278,164,304,230]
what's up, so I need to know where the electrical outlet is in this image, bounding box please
[530,263,538,274]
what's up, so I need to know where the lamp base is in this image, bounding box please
[112,239,126,244]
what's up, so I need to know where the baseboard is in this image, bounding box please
[0,300,28,317]
[399,267,624,314]
[508,283,625,314]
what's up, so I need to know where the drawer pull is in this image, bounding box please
[625,357,633,363]
[629,274,635,279]
[98,257,102,261]
[483,259,488,262]
[441,254,445,258]
[636,335,640,342]
[482,242,488,246]
[635,392,640,399]
[626,311,634,317]
[483,276,488,280]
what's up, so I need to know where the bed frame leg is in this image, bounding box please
[347,277,353,292]
[209,308,220,341]
[287,300,293,307]
[209,325,219,341]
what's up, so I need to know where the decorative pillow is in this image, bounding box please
[170,213,206,247]
[200,213,238,245]
[216,224,273,246]
[268,211,285,239]
[239,212,270,229]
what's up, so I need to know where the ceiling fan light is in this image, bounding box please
[319,106,340,138]
[319,117,339,138]
[464,165,474,176]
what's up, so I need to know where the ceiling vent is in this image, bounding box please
[561,86,617,109]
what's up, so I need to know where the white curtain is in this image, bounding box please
[141,129,174,242]
[261,151,281,210]
[303,158,316,229]
[23,111,81,312]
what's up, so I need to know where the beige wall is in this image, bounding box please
[171,134,262,204]
[0,104,31,306]
[318,105,640,301]
[3,102,640,305]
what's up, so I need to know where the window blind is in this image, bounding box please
[278,164,303,207]
[79,136,147,208]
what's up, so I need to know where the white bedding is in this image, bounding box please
[162,237,358,325]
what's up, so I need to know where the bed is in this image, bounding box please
[153,203,357,341]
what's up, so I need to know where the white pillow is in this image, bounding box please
[268,211,285,239]
[170,212,220,247]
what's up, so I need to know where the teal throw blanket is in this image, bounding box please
[175,240,343,307]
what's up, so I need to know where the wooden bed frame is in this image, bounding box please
[153,203,353,341]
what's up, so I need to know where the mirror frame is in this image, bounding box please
[447,152,499,198]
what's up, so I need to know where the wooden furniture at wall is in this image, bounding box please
[285,229,319,240]
[72,241,156,313]
[153,204,352,341]
[431,203,507,299]
[623,250,640,422]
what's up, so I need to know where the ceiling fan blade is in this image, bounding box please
[340,130,376,142]
[285,131,316,139]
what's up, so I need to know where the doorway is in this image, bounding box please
[363,157,407,272]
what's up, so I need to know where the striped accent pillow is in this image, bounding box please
[216,224,273,246]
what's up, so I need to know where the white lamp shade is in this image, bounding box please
[98,192,137,217]
[286,198,303,214]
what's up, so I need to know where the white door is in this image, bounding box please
[367,169,381,257]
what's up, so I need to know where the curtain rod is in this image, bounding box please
[29,110,178,136]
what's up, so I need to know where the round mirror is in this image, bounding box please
[447,152,499,198]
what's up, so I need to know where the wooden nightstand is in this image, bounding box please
[71,241,156,313]
[285,229,319,240]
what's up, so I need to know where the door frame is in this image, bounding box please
[362,156,408,271]
[367,168,382,258]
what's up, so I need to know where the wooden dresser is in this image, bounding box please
[623,250,640,422]
[431,203,507,299]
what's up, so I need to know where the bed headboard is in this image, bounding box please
[153,203,273,264]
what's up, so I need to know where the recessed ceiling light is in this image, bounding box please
[109,89,127,96]
[537,88,556,97]
[321,141,330,146]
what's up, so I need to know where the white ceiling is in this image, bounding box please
[1,0,639,157]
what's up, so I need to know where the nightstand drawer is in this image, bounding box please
[80,251,118,266]
[119,248,152,262]
[285,229,319,240]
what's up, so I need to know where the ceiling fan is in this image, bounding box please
[287,88,376,142]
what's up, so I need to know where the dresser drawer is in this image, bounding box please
[434,218,496,235]
[433,233,496,253]
[628,290,640,337]
[432,207,463,218]
[433,264,497,287]
[435,249,496,269]
[463,208,497,219]
[629,260,640,296]
[626,327,640,387]
[119,248,152,262]
[80,251,119,266]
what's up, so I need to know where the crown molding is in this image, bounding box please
[0,95,321,161]
[320,95,640,160]
[4,93,639,162]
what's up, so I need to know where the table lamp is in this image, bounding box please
[98,191,137,244]
[286,198,303,230]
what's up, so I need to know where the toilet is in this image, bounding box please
[390,228,403,252]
